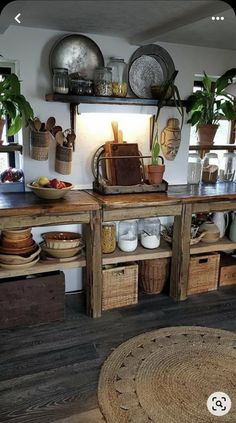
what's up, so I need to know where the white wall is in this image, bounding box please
[1,25,236,290]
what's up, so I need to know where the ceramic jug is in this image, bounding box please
[199,221,220,243]
[212,212,229,238]
[229,212,236,242]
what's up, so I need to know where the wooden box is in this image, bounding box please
[102,263,138,310]
[219,254,236,286]
[0,271,65,329]
[187,253,220,295]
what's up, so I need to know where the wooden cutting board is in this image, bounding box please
[104,143,142,185]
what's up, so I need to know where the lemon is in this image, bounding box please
[37,176,50,186]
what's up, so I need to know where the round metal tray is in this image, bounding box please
[49,34,104,80]
[128,44,175,98]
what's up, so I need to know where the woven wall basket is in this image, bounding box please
[55,144,73,175]
[30,130,50,161]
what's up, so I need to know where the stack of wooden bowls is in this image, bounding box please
[40,231,84,260]
[0,228,41,269]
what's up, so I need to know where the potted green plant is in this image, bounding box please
[186,68,236,145]
[0,73,34,140]
[148,70,183,184]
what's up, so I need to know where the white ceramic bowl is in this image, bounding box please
[40,242,83,258]
[27,182,74,199]
[0,245,41,265]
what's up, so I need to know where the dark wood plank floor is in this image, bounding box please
[0,287,236,423]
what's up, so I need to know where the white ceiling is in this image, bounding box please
[0,0,235,50]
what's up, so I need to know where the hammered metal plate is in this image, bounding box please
[49,34,104,80]
[128,44,175,98]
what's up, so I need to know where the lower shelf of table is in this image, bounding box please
[0,256,86,279]
[190,237,236,255]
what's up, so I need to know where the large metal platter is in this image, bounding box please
[128,44,175,99]
[49,34,104,80]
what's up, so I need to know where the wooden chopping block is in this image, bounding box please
[104,143,142,186]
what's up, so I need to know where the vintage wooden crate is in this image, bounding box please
[0,271,65,329]
[187,253,220,295]
[219,254,236,286]
[102,263,138,310]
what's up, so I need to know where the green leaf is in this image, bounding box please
[221,101,236,120]
[216,68,236,93]
[7,115,23,136]
[202,72,212,92]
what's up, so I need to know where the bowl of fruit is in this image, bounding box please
[27,177,74,199]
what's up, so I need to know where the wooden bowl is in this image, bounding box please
[1,235,34,249]
[2,228,32,240]
[0,241,37,255]
[27,182,74,199]
[42,231,82,249]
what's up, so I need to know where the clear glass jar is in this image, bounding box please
[201,152,219,183]
[118,220,138,252]
[94,67,112,96]
[107,57,128,97]
[140,217,160,249]
[219,152,236,182]
[53,68,69,94]
[102,222,116,254]
[187,152,202,184]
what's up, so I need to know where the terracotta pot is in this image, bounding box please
[147,164,165,185]
[197,124,219,146]
[0,118,6,141]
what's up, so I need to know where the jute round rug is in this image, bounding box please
[98,326,236,422]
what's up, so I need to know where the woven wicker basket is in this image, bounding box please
[30,130,50,161]
[55,144,73,175]
[187,252,220,295]
[139,257,170,294]
[162,230,206,245]
[102,263,138,310]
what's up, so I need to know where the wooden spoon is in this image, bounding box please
[33,117,42,132]
[46,116,56,132]
[55,131,65,146]
[28,119,35,132]
[51,125,62,137]
[66,132,76,149]
[111,121,118,143]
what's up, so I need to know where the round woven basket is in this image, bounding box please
[139,257,170,294]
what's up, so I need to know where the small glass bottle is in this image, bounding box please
[94,67,112,96]
[53,68,69,94]
[140,217,160,249]
[118,220,138,252]
[102,222,116,253]
[201,152,219,183]
[187,152,202,184]
[107,57,128,97]
[219,152,236,182]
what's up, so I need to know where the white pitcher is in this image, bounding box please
[212,212,229,238]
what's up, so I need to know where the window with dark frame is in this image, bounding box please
[0,66,16,169]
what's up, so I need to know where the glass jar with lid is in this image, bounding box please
[94,67,112,96]
[107,57,128,97]
[201,152,219,183]
[102,222,116,254]
[187,152,202,184]
[118,220,138,252]
[140,217,160,249]
[53,68,69,94]
[219,152,236,182]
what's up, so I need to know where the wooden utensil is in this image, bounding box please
[33,117,42,132]
[55,131,65,146]
[46,116,56,132]
[51,125,63,136]
[40,123,46,132]
[28,119,35,132]
[118,129,123,143]
[66,132,76,149]
[111,121,119,143]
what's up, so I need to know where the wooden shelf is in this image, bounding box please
[0,255,86,279]
[0,143,23,154]
[189,144,236,151]
[102,239,172,265]
[190,237,236,255]
[45,93,188,108]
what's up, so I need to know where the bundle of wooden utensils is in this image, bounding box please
[29,116,62,136]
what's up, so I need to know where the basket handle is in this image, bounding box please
[198,258,208,264]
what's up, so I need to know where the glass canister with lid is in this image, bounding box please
[187,152,202,184]
[201,152,219,183]
[107,57,128,97]
[118,220,138,252]
[140,217,160,249]
[53,68,69,94]
[102,222,116,253]
[94,66,112,96]
[219,152,236,182]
